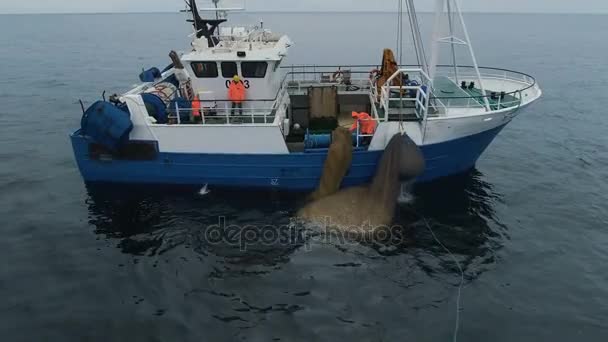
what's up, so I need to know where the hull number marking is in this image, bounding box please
[225,80,250,89]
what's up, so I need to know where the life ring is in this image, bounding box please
[332,70,344,84]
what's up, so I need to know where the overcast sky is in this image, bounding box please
[1,0,608,14]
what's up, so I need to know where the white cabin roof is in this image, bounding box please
[182,27,292,62]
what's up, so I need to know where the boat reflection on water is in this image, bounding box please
[86,185,310,270]
[85,169,507,278]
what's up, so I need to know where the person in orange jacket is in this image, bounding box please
[228,75,246,116]
[350,112,377,145]
[191,95,202,123]
[350,112,377,134]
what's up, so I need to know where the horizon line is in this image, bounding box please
[1,10,607,15]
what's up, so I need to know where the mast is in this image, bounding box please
[405,0,428,75]
[396,0,403,65]
[446,0,459,84]
[428,0,491,111]
[185,0,227,47]
[396,0,428,74]
[213,0,220,19]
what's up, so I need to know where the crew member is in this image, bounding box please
[228,75,246,116]
[192,95,202,123]
[350,112,377,134]
[350,112,377,145]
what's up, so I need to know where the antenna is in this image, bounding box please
[194,0,246,12]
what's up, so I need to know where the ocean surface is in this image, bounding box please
[1,12,608,341]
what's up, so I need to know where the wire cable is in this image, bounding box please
[405,0,420,67]
[396,0,404,64]
[422,217,464,342]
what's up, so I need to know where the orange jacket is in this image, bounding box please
[192,95,201,118]
[350,112,377,135]
[228,81,246,103]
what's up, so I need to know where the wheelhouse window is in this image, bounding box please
[241,62,268,78]
[221,62,238,78]
[191,62,218,78]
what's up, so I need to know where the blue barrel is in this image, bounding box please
[304,132,358,149]
[305,133,332,149]
[81,101,133,151]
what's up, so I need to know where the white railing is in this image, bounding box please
[283,66,374,94]
[286,65,377,85]
[286,78,372,94]
[208,30,276,49]
[281,64,537,113]
[436,95,522,110]
[379,68,432,122]
[281,64,536,87]
[353,118,379,148]
[435,66,534,86]
[432,65,537,111]
[161,81,289,126]
[383,86,430,120]
[147,64,535,127]
[170,105,277,125]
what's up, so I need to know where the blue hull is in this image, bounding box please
[70,124,507,190]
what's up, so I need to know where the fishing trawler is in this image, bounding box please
[70,0,542,190]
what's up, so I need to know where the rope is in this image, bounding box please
[422,217,464,342]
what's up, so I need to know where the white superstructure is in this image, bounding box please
[115,0,541,155]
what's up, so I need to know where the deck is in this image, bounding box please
[433,76,521,111]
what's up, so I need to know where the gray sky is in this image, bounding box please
[1,0,608,14]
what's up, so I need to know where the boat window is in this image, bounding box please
[273,60,282,72]
[191,62,218,78]
[221,62,238,78]
[241,62,268,78]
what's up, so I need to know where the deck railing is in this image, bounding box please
[377,68,432,122]
[352,118,379,148]
[153,64,536,126]
[281,64,537,113]
[435,66,535,88]
[169,105,277,125]
[283,66,375,94]
[281,64,536,90]
[164,98,281,126]
[161,76,290,126]
[384,85,430,119]
[434,91,524,110]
